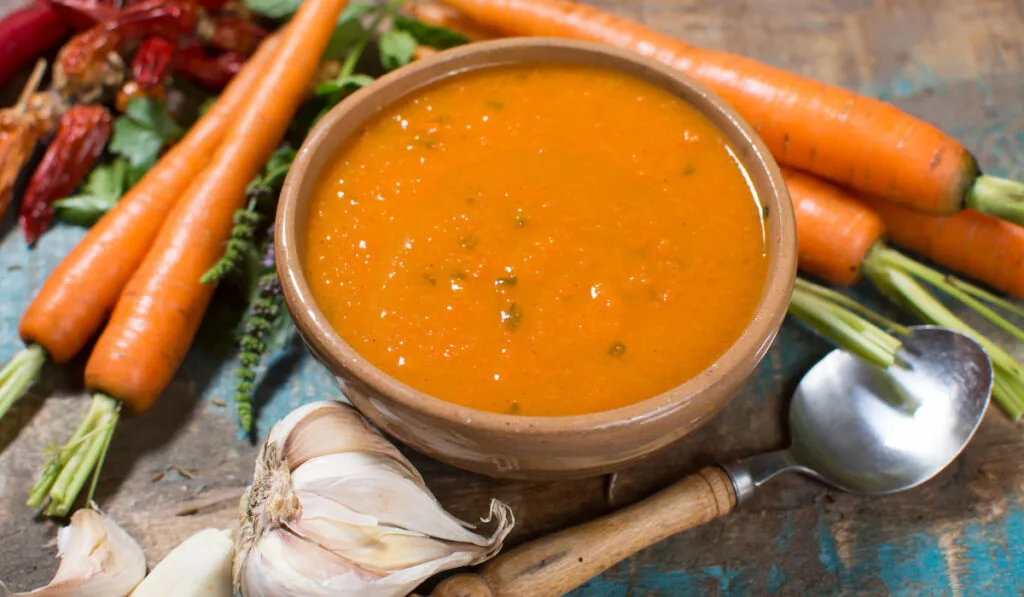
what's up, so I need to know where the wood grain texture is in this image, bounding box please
[2,1,1024,595]
[432,468,736,597]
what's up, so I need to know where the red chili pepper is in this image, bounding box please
[202,14,268,55]
[131,36,176,89]
[0,1,73,89]
[174,44,244,90]
[50,0,120,30]
[19,105,113,245]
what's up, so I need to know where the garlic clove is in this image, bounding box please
[242,530,379,597]
[130,528,233,597]
[292,452,510,545]
[289,491,468,571]
[3,508,146,597]
[272,402,418,478]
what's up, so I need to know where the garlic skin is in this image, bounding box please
[130,528,233,597]
[234,401,515,597]
[1,507,146,597]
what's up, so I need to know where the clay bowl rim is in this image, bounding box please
[277,36,797,438]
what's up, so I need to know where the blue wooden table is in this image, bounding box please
[2,0,1024,594]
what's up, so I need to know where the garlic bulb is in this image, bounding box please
[130,528,233,597]
[1,507,146,597]
[234,401,515,597]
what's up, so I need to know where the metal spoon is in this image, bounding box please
[432,326,993,597]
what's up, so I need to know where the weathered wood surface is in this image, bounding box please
[3,0,1024,595]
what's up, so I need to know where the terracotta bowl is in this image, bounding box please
[276,37,797,480]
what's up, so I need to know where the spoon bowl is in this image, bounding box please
[727,325,993,500]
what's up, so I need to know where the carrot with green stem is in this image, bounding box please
[784,168,1024,419]
[24,0,348,517]
[858,197,1024,302]
[0,33,282,437]
[435,0,1024,224]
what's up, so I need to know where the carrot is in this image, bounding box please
[18,34,282,364]
[437,0,1024,224]
[0,34,281,433]
[85,0,346,413]
[859,198,1024,301]
[783,168,883,287]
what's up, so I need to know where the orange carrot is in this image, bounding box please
[860,198,1024,301]
[87,0,346,415]
[18,33,281,364]
[437,0,1024,224]
[782,168,884,287]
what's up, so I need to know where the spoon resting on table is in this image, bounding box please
[430,326,993,597]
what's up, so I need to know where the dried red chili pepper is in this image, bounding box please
[174,44,244,90]
[131,36,176,89]
[199,14,268,55]
[115,0,198,41]
[19,105,113,245]
[0,1,73,89]
[196,0,228,10]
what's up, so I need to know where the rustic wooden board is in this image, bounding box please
[3,0,1024,594]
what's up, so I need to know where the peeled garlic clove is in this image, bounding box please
[235,401,515,597]
[3,508,146,597]
[130,528,233,597]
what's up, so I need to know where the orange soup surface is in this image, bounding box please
[305,63,769,416]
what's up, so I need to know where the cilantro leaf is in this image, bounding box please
[55,159,129,225]
[323,16,367,61]
[393,15,470,50]
[378,29,418,71]
[109,97,182,170]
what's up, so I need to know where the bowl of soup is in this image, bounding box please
[277,38,796,479]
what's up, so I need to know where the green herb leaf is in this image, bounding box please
[378,29,418,71]
[323,17,367,61]
[393,15,470,50]
[55,159,129,225]
[242,0,302,19]
[109,97,182,169]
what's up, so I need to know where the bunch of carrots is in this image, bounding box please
[1,0,348,516]
[2,0,1024,517]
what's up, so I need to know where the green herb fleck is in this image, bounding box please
[495,276,517,288]
[514,214,527,227]
[508,401,521,415]
[683,163,696,176]
[379,29,418,71]
[460,235,478,250]
[422,273,437,286]
[608,342,627,357]
[487,99,505,110]
[502,302,523,331]
[452,271,467,280]
[761,205,770,218]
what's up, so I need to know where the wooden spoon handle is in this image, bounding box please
[431,466,736,597]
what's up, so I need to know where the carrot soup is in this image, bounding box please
[303,62,769,417]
